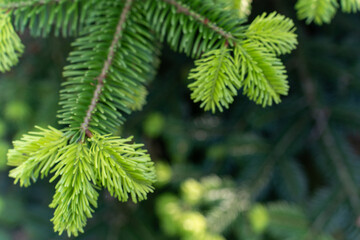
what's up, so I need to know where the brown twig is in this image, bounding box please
[80,0,133,134]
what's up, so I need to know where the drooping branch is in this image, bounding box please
[160,0,235,41]
[80,0,133,134]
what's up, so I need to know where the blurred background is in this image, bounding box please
[1,0,360,239]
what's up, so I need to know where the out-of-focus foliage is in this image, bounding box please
[0,10,24,72]
[1,0,360,239]
[295,0,360,25]
[213,0,253,18]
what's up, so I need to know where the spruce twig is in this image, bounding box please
[160,0,235,42]
[80,0,133,134]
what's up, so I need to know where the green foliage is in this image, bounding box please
[156,180,227,240]
[157,176,247,236]
[155,161,172,186]
[2,0,298,135]
[49,143,99,237]
[188,46,240,112]
[0,120,5,137]
[265,203,336,240]
[296,0,338,25]
[295,0,360,25]
[7,126,67,187]
[0,10,24,72]
[246,12,297,55]
[234,41,289,106]
[126,85,149,111]
[156,176,336,240]
[340,0,360,12]
[213,0,253,18]
[275,159,308,202]
[265,203,309,238]
[59,1,159,134]
[181,178,204,204]
[7,126,156,236]
[247,204,269,233]
[144,0,246,58]
[3,0,359,238]
[0,0,95,37]
[89,134,156,203]
[232,0,253,18]
[0,141,9,169]
[4,100,30,121]
[188,11,296,111]
[143,112,165,138]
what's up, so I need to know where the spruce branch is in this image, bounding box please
[234,41,289,106]
[145,0,247,57]
[59,1,159,134]
[160,0,235,42]
[49,143,99,237]
[297,39,360,217]
[248,117,309,197]
[90,134,156,203]
[295,0,338,25]
[1,0,96,37]
[245,12,298,55]
[295,0,360,24]
[266,203,309,237]
[186,12,297,110]
[320,129,360,215]
[7,126,67,187]
[7,126,156,236]
[2,0,304,237]
[188,45,241,113]
[276,158,308,202]
[309,189,346,233]
[80,0,133,134]
[340,0,360,12]
[0,9,24,72]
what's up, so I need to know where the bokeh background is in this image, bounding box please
[1,0,360,239]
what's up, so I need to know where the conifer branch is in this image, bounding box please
[311,189,345,233]
[160,0,235,42]
[297,43,360,216]
[0,10,24,72]
[188,45,241,112]
[3,0,305,236]
[80,0,133,134]
[320,129,360,215]
[248,117,309,197]
[296,0,338,25]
